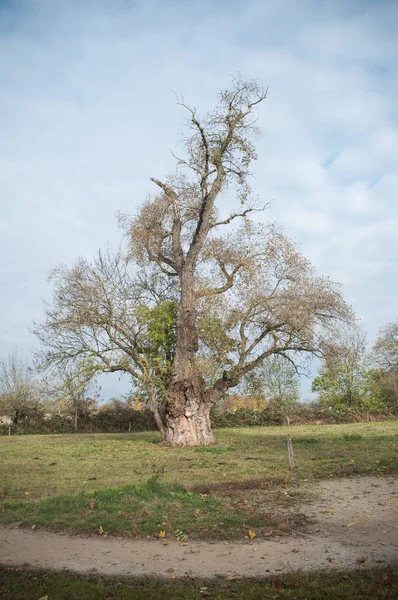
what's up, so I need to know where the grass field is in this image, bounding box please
[1,566,398,599]
[0,422,397,539]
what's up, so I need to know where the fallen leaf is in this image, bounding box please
[328,557,335,563]
[248,529,256,540]
[89,500,97,509]
[97,526,104,535]
[226,575,242,580]
[38,596,48,600]
[174,529,187,541]
[273,576,281,588]
[158,530,166,538]
[381,573,389,581]
[356,556,367,564]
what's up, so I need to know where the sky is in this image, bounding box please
[0,0,397,401]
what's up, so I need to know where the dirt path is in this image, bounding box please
[1,477,397,577]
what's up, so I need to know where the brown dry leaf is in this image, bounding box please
[381,573,389,581]
[273,576,281,588]
[89,500,97,509]
[328,557,335,563]
[226,575,242,580]
[356,556,367,563]
[97,526,104,535]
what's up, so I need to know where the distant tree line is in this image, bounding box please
[311,321,398,414]
[1,320,397,435]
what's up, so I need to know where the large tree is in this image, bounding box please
[34,77,354,446]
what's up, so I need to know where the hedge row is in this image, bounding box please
[0,405,395,436]
[0,408,157,436]
[211,406,395,428]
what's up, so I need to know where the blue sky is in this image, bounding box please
[0,0,397,400]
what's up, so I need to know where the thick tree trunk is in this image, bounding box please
[164,269,217,446]
[164,263,222,446]
[164,383,215,446]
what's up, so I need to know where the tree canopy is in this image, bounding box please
[34,77,355,445]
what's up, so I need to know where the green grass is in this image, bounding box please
[1,566,397,599]
[0,476,268,539]
[0,422,397,538]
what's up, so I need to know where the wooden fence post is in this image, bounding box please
[287,435,294,470]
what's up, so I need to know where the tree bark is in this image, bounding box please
[148,398,166,440]
[163,384,215,446]
[164,269,216,446]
